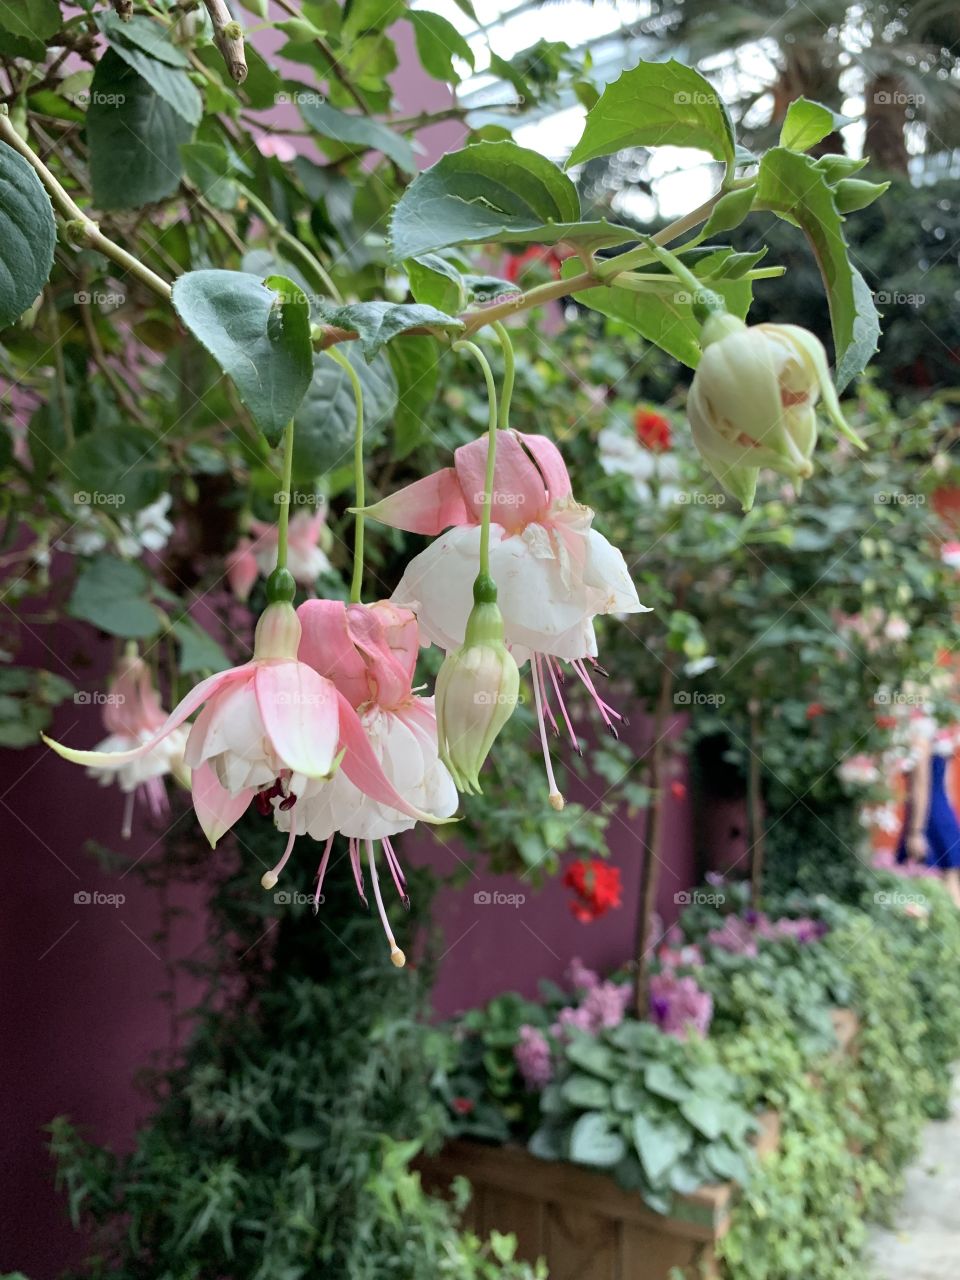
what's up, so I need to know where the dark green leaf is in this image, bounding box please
[181,142,238,209]
[389,140,636,260]
[171,270,313,445]
[282,1128,324,1151]
[317,300,462,359]
[0,143,56,330]
[0,0,61,41]
[678,1094,727,1141]
[67,426,166,513]
[632,1114,693,1185]
[388,335,440,459]
[756,147,880,389]
[68,556,160,639]
[560,1073,611,1110]
[172,619,230,674]
[643,1062,691,1102]
[296,90,416,173]
[567,1112,626,1168]
[567,60,735,171]
[406,254,466,314]
[88,52,193,209]
[97,16,202,126]
[565,1036,619,1081]
[293,346,396,478]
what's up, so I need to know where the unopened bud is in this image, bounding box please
[435,578,520,794]
[253,601,301,661]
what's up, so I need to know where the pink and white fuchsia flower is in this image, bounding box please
[85,649,189,838]
[45,602,435,861]
[272,598,458,966]
[363,430,648,807]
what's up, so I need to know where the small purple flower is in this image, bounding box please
[566,957,600,991]
[648,972,713,1040]
[514,1024,553,1089]
[706,916,758,957]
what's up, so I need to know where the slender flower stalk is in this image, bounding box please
[326,346,366,604]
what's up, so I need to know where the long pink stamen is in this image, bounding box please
[261,810,298,890]
[534,654,559,737]
[121,790,136,840]
[349,836,367,907]
[367,839,405,967]
[531,656,564,810]
[382,836,410,909]
[574,659,624,737]
[546,656,581,754]
[313,834,334,914]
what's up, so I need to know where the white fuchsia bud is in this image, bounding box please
[435,576,520,795]
[252,598,301,660]
[688,314,865,510]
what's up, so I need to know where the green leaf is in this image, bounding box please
[171,270,313,446]
[96,13,190,67]
[389,140,637,260]
[567,1112,626,1168]
[97,15,202,126]
[779,98,841,153]
[180,141,238,209]
[644,1062,691,1103]
[88,51,193,209]
[678,1094,727,1141]
[703,1141,750,1184]
[563,252,752,368]
[293,346,396,478]
[409,10,475,82]
[0,0,61,41]
[756,147,880,389]
[282,1127,324,1151]
[66,426,166,513]
[0,143,56,330]
[406,254,466,314]
[632,1114,693,1186]
[565,1036,619,1081]
[387,335,440,459]
[560,1073,611,1110]
[295,90,416,173]
[68,556,160,639]
[317,301,462,359]
[567,59,735,171]
[172,619,230,674]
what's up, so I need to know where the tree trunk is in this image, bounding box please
[864,73,910,174]
[632,661,676,1018]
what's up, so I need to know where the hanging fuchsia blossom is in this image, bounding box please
[45,602,433,861]
[227,509,333,602]
[85,648,189,838]
[271,598,458,965]
[363,430,648,808]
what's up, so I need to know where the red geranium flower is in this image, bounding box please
[505,244,566,284]
[634,409,672,453]
[563,858,623,923]
[451,1096,475,1116]
[805,702,825,720]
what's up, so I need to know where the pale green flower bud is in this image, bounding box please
[688,314,866,510]
[435,576,520,795]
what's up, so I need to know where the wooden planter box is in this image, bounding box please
[419,1113,780,1280]
[421,1012,859,1278]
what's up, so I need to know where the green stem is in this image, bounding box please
[327,347,366,603]
[275,419,295,572]
[453,339,498,577]
[0,108,171,300]
[492,321,515,432]
[241,186,342,303]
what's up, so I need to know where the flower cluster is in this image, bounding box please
[706,910,826,955]
[648,971,713,1040]
[562,857,623,922]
